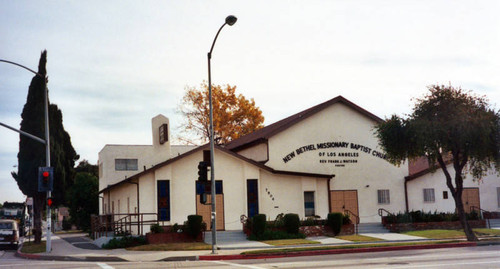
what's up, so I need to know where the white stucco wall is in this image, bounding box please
[407,164,500,213]
[236,142,268,162]
[263,102,407,222]
[98,145,153,191]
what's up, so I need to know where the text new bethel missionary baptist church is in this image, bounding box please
[97,96,500,233]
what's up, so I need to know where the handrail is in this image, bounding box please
[378,208,394,217]
[470,206,491,228]
[344,209,360,224]
[344,209,359,234]
[91,213,161,239]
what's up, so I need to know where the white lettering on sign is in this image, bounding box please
[282,141,387,165]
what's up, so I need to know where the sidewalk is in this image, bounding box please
[15,231,488,262]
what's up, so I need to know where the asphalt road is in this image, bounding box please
[2,244,500,268]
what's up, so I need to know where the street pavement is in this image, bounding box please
[14,230,488,262]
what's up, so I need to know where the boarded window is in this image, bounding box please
[159,124,168,144]
[157,180,170,221]
[115,159,138,171]
[423,188,435,203]
[377,189,390,204]
[304,191,315,217]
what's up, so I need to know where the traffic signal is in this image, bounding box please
[198,161,208,182]
[47,197,54,208]
[38,167,54,192]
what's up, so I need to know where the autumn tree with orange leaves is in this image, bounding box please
[178,83,265,145]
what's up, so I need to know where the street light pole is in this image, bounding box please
[207,15,237,254]
[0,59,52,253]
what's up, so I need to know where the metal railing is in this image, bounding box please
[90,213,164,239]
[344,209,359,234]
[378,208,394,217]
[470,206,491,228]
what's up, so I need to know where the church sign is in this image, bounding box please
[282,141,387,167]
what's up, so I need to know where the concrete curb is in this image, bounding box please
[198,242,477,261]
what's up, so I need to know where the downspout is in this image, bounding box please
[327,177,332,213]
[404,177,409,212]
[127,180,140,234]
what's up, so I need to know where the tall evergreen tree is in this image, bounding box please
[11,51,78,243]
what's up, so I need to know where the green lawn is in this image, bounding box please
[241,240,459,255]
[260,239,320,246]
[336,234,382,242]
[403,228,500,239]
[21,241,46,253]
[127,242,211,251]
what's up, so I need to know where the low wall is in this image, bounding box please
[383,220,486,232]
[299,224,354,236]
[146,232,203,244]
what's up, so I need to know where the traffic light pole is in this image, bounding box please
[43,79,51,253]
[0,59,52,253]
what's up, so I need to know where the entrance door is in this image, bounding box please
[247,179,259,218]
[330,190,359,223]
[462,188,480,213]
[196,181,225,230]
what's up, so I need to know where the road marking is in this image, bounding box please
[210,261,266,269]
[97,262,114,269]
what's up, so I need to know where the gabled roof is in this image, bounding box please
[99,144,334,193]
[225,95,383,151]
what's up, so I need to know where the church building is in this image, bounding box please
[98,96,500,232]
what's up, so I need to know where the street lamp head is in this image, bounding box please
[225,15,237,26]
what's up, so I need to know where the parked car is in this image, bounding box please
[0,219,20,249]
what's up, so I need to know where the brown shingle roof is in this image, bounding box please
[99,144,333,193]
[225,95,383,151]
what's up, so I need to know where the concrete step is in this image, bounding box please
[204,230,247,244]
[357,222,389,234]
[488,219,500,228]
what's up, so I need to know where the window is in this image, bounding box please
[115,159,138,171]
[117,200,120,214]
[443,191,448,199]
[423,188,435,203]
[304,191,315,217]
[377,189,390,204]
[127,197,130,214]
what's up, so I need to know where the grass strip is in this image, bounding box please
[21,241,46,253]
[127,242,211,251]
[260,239,320,246]
[241,240,459,255]
[403,228,500,239]
[336,234,382,242]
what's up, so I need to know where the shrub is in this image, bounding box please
[150,223,163,234]
[102,236,147,249]
[186,215,203,239]
[252,214,267,238]
[327,212,343,235]
[248,229,306,241]
[342,214,352,225]
[62,219,72,231]
[171,223,181,233]
[283,213,300,234]
[274,213,285,228]
[302,216,317,226]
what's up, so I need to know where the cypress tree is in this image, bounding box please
[11,51,78,243]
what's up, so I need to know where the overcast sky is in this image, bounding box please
[1,1,499,203]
